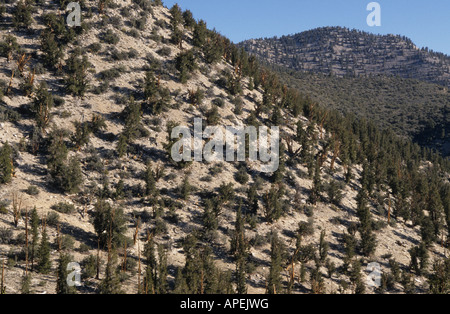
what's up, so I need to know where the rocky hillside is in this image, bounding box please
[0,1,449,295]
[239,26,450,88]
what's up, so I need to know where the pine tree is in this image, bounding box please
[169,4,183,28]
[182,10,196,29]
[193,20,207,48]
[63,156,83,194]
[56,253,77,294]
[37,222,51,274]
[246,184,259,216]
[92,200,127,248]
[173,267,188,294]
[308,161,322,205]
[175,50,196,84]
[157,244,168,294]
[30,207,39,270]
[349,259,365,294]
[409,242,429,276]
[142,235,157,294]
[356,188,377,257]
[144,161,157,197]
[267,232,283,294]
[427,187,445,239]
[0,35,21,61]
[99,251,122,294]
[0,142,13,184]
[263,185,284,223]
[428,258,450,294]
[32,82,53,130]
[12,1,33,30]
[318,230,329,264]
[40,30,63,70]
[231,206,248,294]
[20,274,31,294]
[179,176,192,200]
[327,179,344,206]
[65,49,90,97]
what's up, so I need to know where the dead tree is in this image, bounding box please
[16,54,31,76]
[12,193,23,228]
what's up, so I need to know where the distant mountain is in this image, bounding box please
[239,26,450,88]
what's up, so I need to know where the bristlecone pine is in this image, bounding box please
[0,0,448,295]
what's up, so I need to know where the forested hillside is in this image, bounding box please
[239,27,450,156]
[264,64,450,157]
[240,27,450,88]
[0,1,449,295]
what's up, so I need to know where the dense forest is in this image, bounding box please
[0,0,449,295]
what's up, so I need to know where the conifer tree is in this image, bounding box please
[192,20,207,48]
[173,267,189,294]
[318,230,329,264]
[267,232,283,294]
[65,49,90,97]
[175,50,196,83]
[157,244,168,294]
[350,259,366,294]
[37,222,51,274]
[169,4,183,28]
[40,30,63,70]
[263,185,284,223]
[309,161,322,205]
[32,82,53,131]
[20,273,31,294]
[144,161,157,197]
[246,184,259,216]
[231,206,248,294]
[63,157,83,193]
[182,10,196,29]
[142,236,156,294]
[428,258,450,294]
[92,200,127,248]
[179,176,192,200]
[13,1,33,30]
[0,35,20,61]
[30,207,39,270]
[427,187,445,239]
[56,253,77,294]
[0,142,13,184]
[99,251,122,294]
[409,242,429,276]
[356,188,377,257]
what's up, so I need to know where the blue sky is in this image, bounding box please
[163,0,450,55]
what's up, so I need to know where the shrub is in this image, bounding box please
[0,228,13,244]
[235,166,249,184]
[51,202,76,214]
[156,46,171,57]
[101,29,120,45]
[25,185,40,196]
[47,211,60,227]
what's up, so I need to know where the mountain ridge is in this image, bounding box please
[239,26,450,88]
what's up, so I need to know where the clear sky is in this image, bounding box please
[162,0,450,55]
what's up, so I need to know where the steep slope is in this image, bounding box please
[265,64,450,157]
[240,27,450,156]
[0,1,449,296]
[239,26,450,88]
